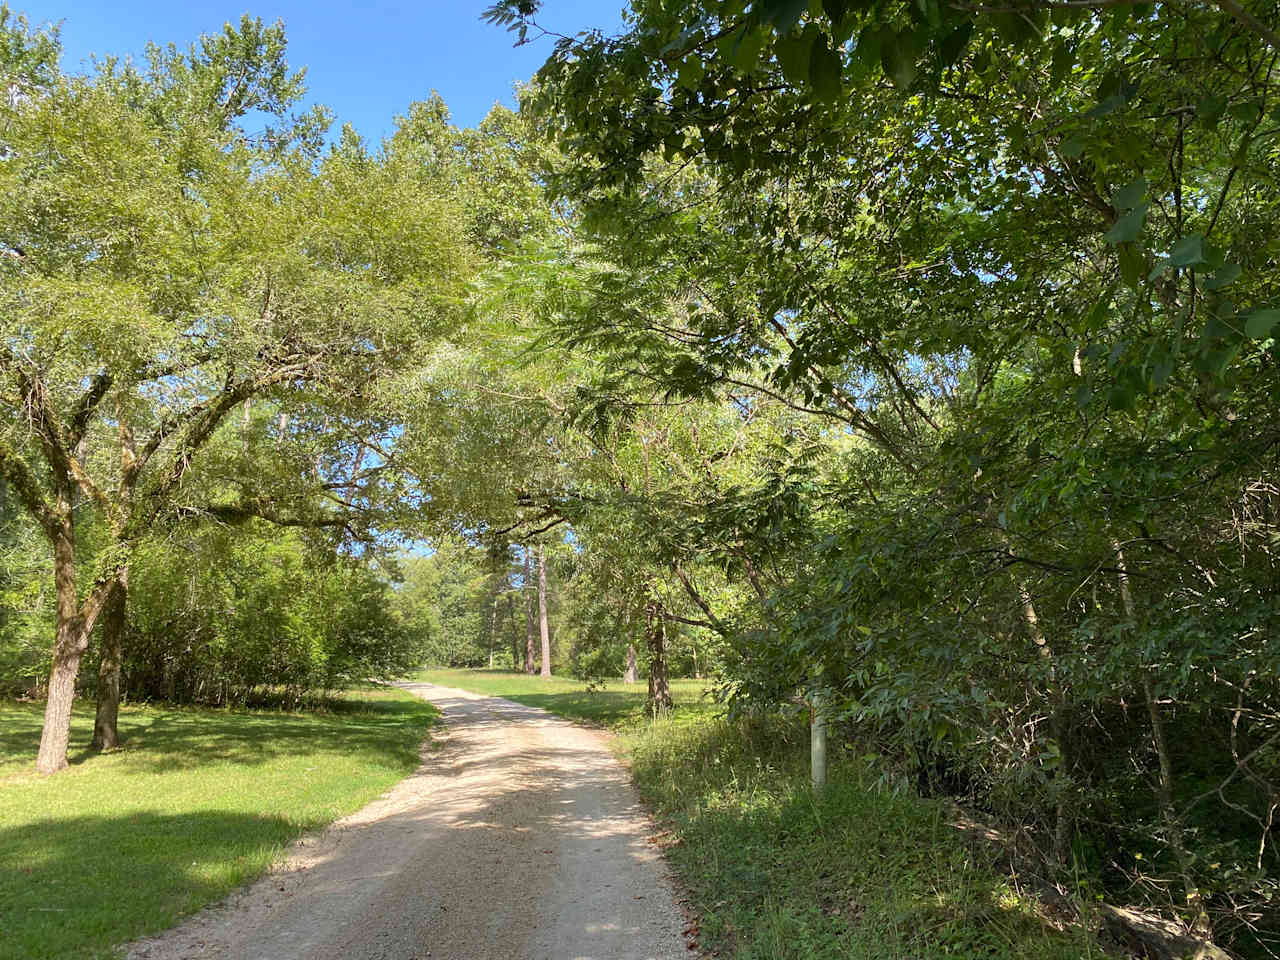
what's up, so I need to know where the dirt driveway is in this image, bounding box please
[126,682,690,960]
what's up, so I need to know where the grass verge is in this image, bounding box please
[427,668,1105,959]
[413,666,713,727]
[0,685,439,960]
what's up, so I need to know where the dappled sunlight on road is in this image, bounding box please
[126,682,687,960]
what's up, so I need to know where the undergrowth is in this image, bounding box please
[623,711,1106,959]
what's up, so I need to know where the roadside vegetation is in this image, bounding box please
[0,687,438,960]
[426,668,1104,959]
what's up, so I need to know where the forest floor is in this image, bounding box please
[124,681,691,960]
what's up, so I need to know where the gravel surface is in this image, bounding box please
[125,682,690,960]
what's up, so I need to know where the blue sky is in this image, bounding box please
[24,1,627,136]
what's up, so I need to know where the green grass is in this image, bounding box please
[414,666,714,727]
[428,668,1106,959]
[0,686,439,960]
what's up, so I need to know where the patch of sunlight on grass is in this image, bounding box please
[622,709,1109,960]
[0,686,439,960]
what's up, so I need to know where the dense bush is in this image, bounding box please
[100,526,421,707]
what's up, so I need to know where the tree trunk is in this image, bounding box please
[998,523,1072,862]
[92,568,129,751]
[1114,541,1210,935]
[524,548,536,674]
[645,605,672,714]
[504,594,519,670]
[538,544,551,679]
[36,519,88,775]
[624,643,638,684]
[487,590,498,670]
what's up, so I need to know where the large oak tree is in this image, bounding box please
[0,14,470,773]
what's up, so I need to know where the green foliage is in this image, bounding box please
[0,1,1276,950]
[0,4,58,98]
[627,711,1101,960]
[0,489,51,695]
[0,9,472,767]
[392,540,498,668]
[501,0,1280,948]
[114,525,418,706]
[389,538,567,671]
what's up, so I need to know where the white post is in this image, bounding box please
[811,687,827,790]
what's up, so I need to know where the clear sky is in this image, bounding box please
[22,1,628,136]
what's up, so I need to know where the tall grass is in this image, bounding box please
[624,712,1104,959]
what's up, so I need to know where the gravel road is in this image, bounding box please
[126,682,690,960]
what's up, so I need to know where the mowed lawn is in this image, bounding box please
[0,686,439,960]
[413,667,715,727]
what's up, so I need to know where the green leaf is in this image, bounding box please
[1203,263,1241,291]
[1059,136,1084,158]
[1085,282,1117,330]
[1086,94,1127,118]
[1107,382,1137,411]
[726,23,769,71]
[880,29,919,89]
[775,31,813,85]
[937,23,972,69]
[1243,308,1280,339]
[1228,100,1262,125]
[1112,177,1146,213]
[1207,343,1242,375]
[915,0,943,29]
[831,13,857,45]
[1197,94,1227,126]
[1105,202,1148,245]
[763,0,810,32]
[1118,243,1144,289]
[677,55,705,90]
[830,12,857,45]
[1050,42,1074,85]
[1168,233,1205,268]
[809,32,843,100]
[1151,351,1175,386]
[821,0,849,21]
[855,24,883,71]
